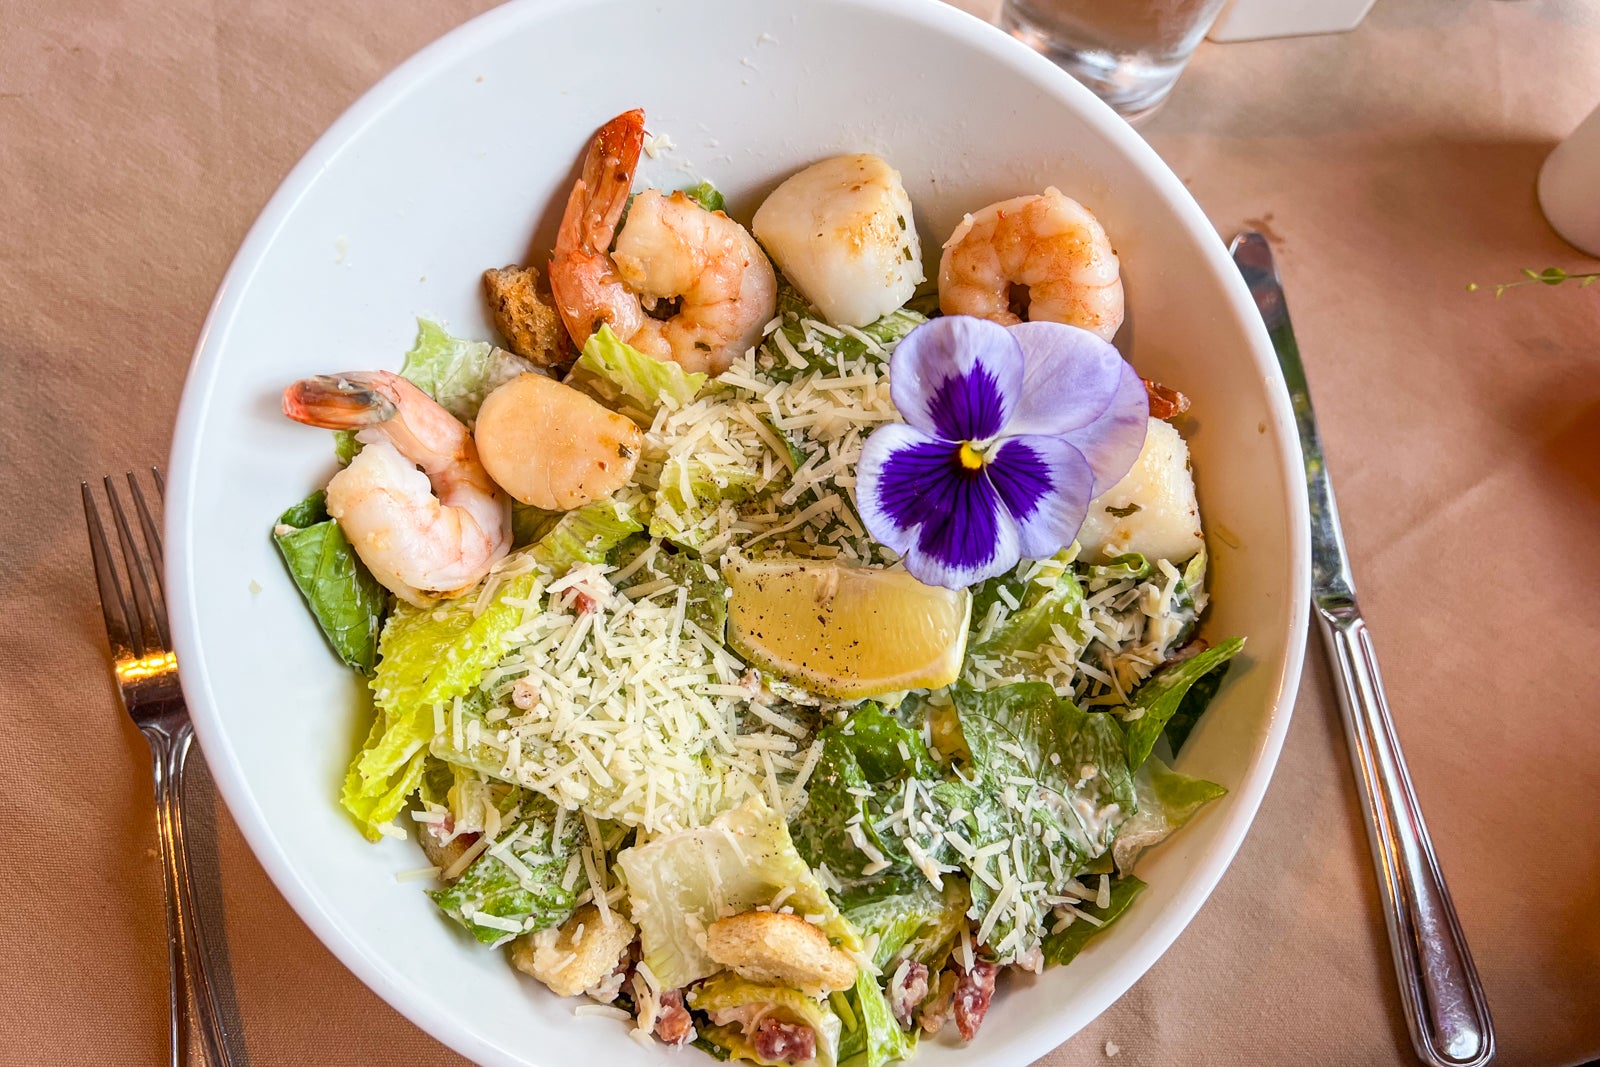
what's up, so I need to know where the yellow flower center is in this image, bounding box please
[958,441,985,471]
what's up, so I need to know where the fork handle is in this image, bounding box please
[145,723,236,1067]
[145,726,192,1066]
[1316,597,1494,1067]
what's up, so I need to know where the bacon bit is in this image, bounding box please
[952,960,999,1043]
[1167,637,1209,665]
[889,960,930,1027]
[572,589,601,616]
[653,989,695,1047]
[1142,377,1190,420]
[752,1018,816,1063]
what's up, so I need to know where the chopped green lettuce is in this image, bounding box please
[333,428,360,465]
[617,796,857,990]
[1080,553,1154,586]
[510,502,561,549]
[683,180,727,214]
[340,569,538,841]
[272,490,387,673]
[836,968,916,1067]
[945,683,1135,955]
[789,705,950,900]
[1113,757,1226,875]
[1121,637,1245,772]
[970,551,1085,661]
[953,683,1135,862]
[326,318,526,463]
[1040,876,1145,967]
[430,793,588,944]
[611,538,728,638]
[1161,658,1232,754]
[651,448,765,551]
[571,324,706,420]
[759,284,926,382]
[1171,545,1209,621]
[527,493,646,572]
[691,974,844,1067]
[398,317,531,425]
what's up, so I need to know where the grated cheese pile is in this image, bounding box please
[716,311,904,565]
[445,561,812,834]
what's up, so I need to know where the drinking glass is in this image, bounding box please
[1001,0,1229,121]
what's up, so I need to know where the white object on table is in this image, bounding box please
[1539,102,1600,257]
[1207,0,1377,41]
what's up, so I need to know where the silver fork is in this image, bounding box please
[83,469,236,1067]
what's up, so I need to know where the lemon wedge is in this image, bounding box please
[723,553,971,699]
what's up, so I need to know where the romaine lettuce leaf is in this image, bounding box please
[611,538,728,638]
[340,569,538,841]
[650,450,764,551]
[759,284,925,383]
[527,493,646,572]
[1079,552,1154,586]
[1121,637,1244,772]
[1040,875,1145,967]
[328,319,530,462]
[618,796,857,990]
[841,878,968,973]
[510,502,561,549]
[1161,658,1231,755]
[571,324,706,420]
[1113,757,1226,875]
[430,792,588,944]
[953,683,1135,862]
[970,551,1085,661]
[835,968,915,1067]
[789,705,949,899]
[398,317,533,425]
[945,683,1135,956]
[691,973,844,1067]
[272,490,387,673]
[333,428,361,465]
[683,180,727,214]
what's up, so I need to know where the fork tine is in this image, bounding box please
[82,480,142,660]
[127,470,165,601]
[105,474,169,652]
[152,465,165,499]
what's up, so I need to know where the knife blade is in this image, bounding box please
[1229,231,1494,1067]
[1229,232,1355,606]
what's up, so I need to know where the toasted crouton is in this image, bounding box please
[511,904,636,998]
[483,264,571,368]
[416,831,476,880]
[705,910,858,994]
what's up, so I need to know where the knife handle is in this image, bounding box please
[1316,597,1495,1067]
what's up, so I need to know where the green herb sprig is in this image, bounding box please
[1468,266,1600,297]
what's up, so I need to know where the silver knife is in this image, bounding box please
[1230,232,1495,1067]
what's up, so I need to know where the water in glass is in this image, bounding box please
[1001,0,1228,120]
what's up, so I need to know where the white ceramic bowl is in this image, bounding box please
[167,1,1309,1064]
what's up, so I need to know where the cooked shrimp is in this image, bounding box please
[938,187,1124,341]
[548,109,777,375]
[281,370,511,607]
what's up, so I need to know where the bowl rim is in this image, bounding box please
[165,0,1311,1063]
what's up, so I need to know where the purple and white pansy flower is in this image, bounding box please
[857,315,1149,589]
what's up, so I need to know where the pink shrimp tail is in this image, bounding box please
[281,370,401,430]
[549,109,646,349]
